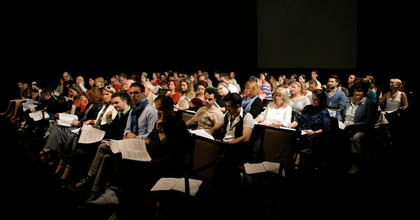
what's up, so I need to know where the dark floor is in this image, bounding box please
[1,114,413,220]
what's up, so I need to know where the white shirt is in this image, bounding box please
[227,83,238,94]
[259,102,292,127]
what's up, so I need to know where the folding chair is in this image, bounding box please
[152,135,224,218]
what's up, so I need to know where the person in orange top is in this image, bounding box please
[66,84,89,115]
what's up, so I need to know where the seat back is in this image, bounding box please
[191,136,222,186]
[261,126,297,176]
[181,111,195,123]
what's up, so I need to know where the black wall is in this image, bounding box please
[2,1,414,110]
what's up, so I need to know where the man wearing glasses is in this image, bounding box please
[61,71,74,97]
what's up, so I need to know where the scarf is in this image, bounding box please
[130,99,148,134]
[241,95,258,112]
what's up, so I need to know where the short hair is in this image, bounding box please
[218,82,228,89]
[353,78,371,96]
[155,95,174,109]
[41,86,54,96]
[312,89,327,108]
[219,73,229,80]
[130,82,145,92]
[328,75,340,83]
[390,78,402,89]
[119,73,127,79]
[111,92,128,102]
[204,87,217,97]
[223,92,242,107]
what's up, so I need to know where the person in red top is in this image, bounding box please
[166,80,180,104]
[150,72,161,87]
[109,76,122,92]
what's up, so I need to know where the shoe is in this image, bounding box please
[10,118,19,124]
[68,177,91,192]
[348,164,360,174]
[87,188,119,205]
[78,192,100,209]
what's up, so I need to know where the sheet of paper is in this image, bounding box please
[78,125,106,144]
[29,110,49,121]
[244,163,266,174]
[189,129,214,140]
[172,178,203,197]
[109,139,151,161]
[150,178,181,192]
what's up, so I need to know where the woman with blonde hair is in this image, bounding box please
[255,87,292,127]
[378,78,409,112]
[289,81,310,114]
[241,81,264,118]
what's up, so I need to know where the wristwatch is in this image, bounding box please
[158,127,164,133]
[272,122,275,127]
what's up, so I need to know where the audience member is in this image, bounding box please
[62,71,74,97]
[289,81,311,114]
[241,81,264,119]
[95,77,105,89]
[347,74,357,97]
[109,76,122,92]
[219,73,238,93]
[309,69,322,88]
[40,87,103,158]
[177,78,196,111]
[287,89,330,148]
[255,87,292,128]
[260,71,272,91]
[336,79,378,174]
[185,87,224,131]
[81,96,188,208]
[378,78,409,112]
[143,82,157,108]
[215,82,230,113]
[76,76,88,93]
[325,75,348,108]
[165,80,180,104]
[150,72,161,87]
[123,83,158,140]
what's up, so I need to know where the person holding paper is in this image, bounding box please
[209,92,255,187]
[40,87,103,157]
[287,89,330,148]
[74,96,188,208]
[185,87,224,131]
[68,93,132,190]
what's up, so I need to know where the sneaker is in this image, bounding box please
[68,177,90,192]
[87,188,119,205]
[78,192,100,209]
[348,164,360,174]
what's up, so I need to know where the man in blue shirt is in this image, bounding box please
[123,83,158,140]
[325,75,348,108]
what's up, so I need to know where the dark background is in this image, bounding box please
[2,1,415,110]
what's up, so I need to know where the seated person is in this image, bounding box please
[336,79,378,174]
[287,89,330,148]
[210,92,254,145]
[255,87,292,128]
[215,82,230,113]
[77,96,189,209]
[241,81,263,119]
[209,92,255,186]
[185,87,224,131]
[325,75,348,108]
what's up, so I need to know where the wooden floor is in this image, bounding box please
[1,114,412,220]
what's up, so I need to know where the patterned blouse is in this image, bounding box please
[296,105,330,147]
